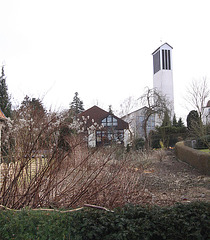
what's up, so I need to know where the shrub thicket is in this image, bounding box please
[133,137,145,150]
[150,126,187,148]
[0,202,209,240]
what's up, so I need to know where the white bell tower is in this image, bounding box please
[152,43,174,118]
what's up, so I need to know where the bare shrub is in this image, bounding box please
[155,149,166,162]
[0,103,148,209]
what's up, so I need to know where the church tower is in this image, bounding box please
[152,43,174,117]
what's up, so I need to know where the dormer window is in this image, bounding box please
[102,115,118,127]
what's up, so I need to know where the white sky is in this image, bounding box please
[0,0,210,121]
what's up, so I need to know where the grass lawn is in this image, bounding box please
[199,149,210,153]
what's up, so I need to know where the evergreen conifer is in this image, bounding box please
[70,92,84,115]
[0,66,12,117]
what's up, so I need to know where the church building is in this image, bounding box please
[152,42,174,118]
[122,42,175,140]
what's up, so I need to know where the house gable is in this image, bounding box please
[79,105,129,130]
[79,105,129,147]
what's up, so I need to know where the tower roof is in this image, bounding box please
[152,42,173,55]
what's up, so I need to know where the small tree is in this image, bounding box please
[108,105,113,114]
[162,111,171,127]
[0,66,12,117]
[172,114,178,127]
[70,92,84,116]
[177,117,185,128]
[187,110,209,149]
[20,96,46,118]
[187,110,200,133]
[139,88,169,150]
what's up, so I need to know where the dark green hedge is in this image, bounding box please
[0,202,209,240]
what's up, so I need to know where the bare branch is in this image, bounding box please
[185,77,210,118]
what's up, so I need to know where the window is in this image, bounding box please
[153,50,160,74]
[165,50,168,69]
[96,130,124,145]
[101,115,118,127]
[96,131,102,142]
[139,116,144,127]
[168,50,171,70]
[107,116,112,122]
[162,49,171,70]
[162,50,165,69]
[113,117,118,126]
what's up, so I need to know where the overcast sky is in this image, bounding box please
[0,0,209,120]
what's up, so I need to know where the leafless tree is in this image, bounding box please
[118,96,137,118]
[185,78,210,149]
[185,77,210,119]
[139,88,170,150]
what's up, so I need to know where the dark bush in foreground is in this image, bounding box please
[0,202,209,240]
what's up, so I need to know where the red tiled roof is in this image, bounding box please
[79,105,129,130]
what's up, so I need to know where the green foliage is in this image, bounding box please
[0,209,72,240]
[0,66,12,117]
[161,111,171,127]
[172,114,178,127]
[133,138,145,150]
[177,117,185,127]
[187,110,209,149]
[159,140,164,149]
[150,113,187,148]
[196,135,210,149]
[0,202,209,239]
[151,125,187,148]
[187,110,200,131]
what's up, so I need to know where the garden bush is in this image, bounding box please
[0,202,209,240]
[133,137,145,150]
[196,135,210,149]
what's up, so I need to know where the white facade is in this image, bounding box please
[122,107,155,140]
[87,128,96,148]
[203,100,210,125]
[152,43,174,118]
